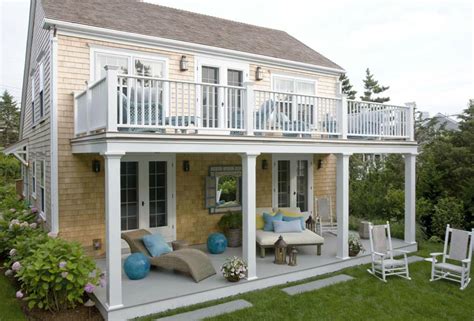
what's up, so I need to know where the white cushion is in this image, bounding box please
[256,229,324,246]
[435,262,464,274]
[375,259,406,268]
[273,220,302,233]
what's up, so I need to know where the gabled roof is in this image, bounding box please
[42,0,343,71]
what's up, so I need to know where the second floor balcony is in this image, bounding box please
[74,66,415,142]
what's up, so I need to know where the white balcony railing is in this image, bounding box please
[74,66,415,141]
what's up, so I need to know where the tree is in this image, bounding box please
[0,91,20,147]
[339,73,357,99]
[360,68,390,103]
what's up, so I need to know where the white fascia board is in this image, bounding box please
[43,18,345,76]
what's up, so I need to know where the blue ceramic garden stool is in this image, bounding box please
[123,253,151,280]
[207,233,228,254]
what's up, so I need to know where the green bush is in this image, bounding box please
[16,237,102,311]
[431,196,465,238]
[218,211,242,231]
[0,154,20,184]
[4,229,48,273]
[0,207,39,255]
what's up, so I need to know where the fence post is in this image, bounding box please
[340,95,348,139]
[244,81,255,136]
[405,102,415,141]
[105,65,119,132]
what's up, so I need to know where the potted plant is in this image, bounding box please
[221,256,247,282]
[348,233,365,257]
[218,211,242,247]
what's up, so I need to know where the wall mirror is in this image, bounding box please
[205,165,242,214]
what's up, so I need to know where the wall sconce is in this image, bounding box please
[262,159,268,170]
[92,238,102,251]
[180,55,189,71]
[317,159,323,170]
[255,66,264,81]
[92,160,101,173]
[183,160,190,172]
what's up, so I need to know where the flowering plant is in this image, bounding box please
[348,232,365,256]
[220,256,247,282]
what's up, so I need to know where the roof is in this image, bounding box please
[42,0,343,71]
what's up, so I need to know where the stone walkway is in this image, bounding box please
[282,274,355,296]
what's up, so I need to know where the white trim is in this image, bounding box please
[31,75,36,126]
[45,19,345,76]
[39,159,46,218]
[31,159,36,198]
[50,29,59,233]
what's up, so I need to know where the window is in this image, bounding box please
[94,52,128,80]
[39,63,44,119]
[273,76,316,95]
[39,160,45,214]
[31,76,35,125]
[120,162,139,231]
[32,160,36,197]
[133,59,164,78]
[22,165,29,198]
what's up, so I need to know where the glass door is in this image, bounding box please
[149,161,167,228]
[201,66,219,128]
[273,155,313,215]
[121,162,139,231]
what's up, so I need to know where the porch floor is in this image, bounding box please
[94,234,410,312]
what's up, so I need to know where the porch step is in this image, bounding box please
[155,299,253,321]
[282,274,354,296]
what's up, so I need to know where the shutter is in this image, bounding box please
[205,176,217,209]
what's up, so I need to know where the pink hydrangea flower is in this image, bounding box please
[61,272,69,278]
[99,277,106,288]
[9,208,16,213]
[9,248,17,257]
[84,283,95,293]
[58,261,67,268]
[47,232,58,238]
[20,222,29,228]
[12,261,21,272]
[30,207,38,213]
[4,269,12,277]
[29,223,37,229]
[16,290,23,299]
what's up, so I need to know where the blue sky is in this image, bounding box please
[1,0,472,117]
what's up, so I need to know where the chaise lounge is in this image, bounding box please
[121,229,216,283]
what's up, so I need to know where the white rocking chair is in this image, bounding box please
[430,225,473,290]
[367,222,411,282]
[315,196,337,235]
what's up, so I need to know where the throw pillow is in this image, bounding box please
[256,214,265,230]
[142,233,172,257]
[277,208,302,217]
[283,215,305,230]
[263,212,283,231]
[273,220,303,233]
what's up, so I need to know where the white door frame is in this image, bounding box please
[272,154,313,217]
[121,154,176,241]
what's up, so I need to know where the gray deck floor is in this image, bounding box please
[94,234,408,309]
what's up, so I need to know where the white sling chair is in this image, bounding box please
[367,222,411,282]
[430,225,473,290]
[315,196,337,235]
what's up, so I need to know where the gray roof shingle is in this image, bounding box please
[42,0,343,71]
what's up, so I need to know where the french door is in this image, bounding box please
[272,155,313,216]
[120,155,176,241]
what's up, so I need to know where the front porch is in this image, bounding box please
[93,234,417,320]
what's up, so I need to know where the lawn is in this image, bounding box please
[0,268,26,321]
[138,242,474,321]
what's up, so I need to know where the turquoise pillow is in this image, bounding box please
[142,233,172,257]
[283,216,305,230]
[263,212,283,231]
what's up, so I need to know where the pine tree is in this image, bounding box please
[339,73,357,100]
[0,90,20,147]
[360,68,390,103]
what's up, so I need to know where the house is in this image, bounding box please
[5,0,418,320]
[422,112,460,131]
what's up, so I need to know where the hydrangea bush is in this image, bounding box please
[220,256,247,282]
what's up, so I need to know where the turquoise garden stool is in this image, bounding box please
[123,253,151,280]
[207,233,228,254]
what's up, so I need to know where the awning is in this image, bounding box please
[3,139,29,166]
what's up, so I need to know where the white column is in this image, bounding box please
[104,65,119,132]
[102,151,125,309]
[244,82,255,136]
[404,153,417,244]
[336,153,351,259]
[241,152,259,280]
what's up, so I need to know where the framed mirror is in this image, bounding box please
[205,165,242,214]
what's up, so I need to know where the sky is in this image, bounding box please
[0,0,472,117]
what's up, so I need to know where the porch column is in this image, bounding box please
[102,151,125,309]
[404,153,417,244]
[241,152,259,280]
[336,153,351,259]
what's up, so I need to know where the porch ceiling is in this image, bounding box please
[71,132,418,155]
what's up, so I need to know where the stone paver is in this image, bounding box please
[282,274,354,296]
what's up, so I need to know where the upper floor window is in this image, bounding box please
[273,76,316,96]
[32,160,36,196]
[39,63,44,119]
[95,52,128,80]
[31,76,35,125]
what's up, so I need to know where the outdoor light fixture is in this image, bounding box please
[274,235,288,265]
[317,159,323,170]
[262,159,268,170]
[183,160,190,172]
[92,238,102,251]
[180,55,189,71]
[288,247,298,266]
[92,160,101,173]
[255,66,264,81]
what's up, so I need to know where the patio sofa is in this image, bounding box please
[256,207,325,258]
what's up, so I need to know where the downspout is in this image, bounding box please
[49,26,59,234]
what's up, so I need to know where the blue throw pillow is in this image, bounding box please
[283,216,305,230]
[142,233,172,257]
[263,212,283,231]
[273,220,303,233]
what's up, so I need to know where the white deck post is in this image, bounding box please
[404,153,417,244]
[241,152,259,280]
[336,82,348,139]
[336,153,351,259]
[105,65,119,132]
[244,82,255,136]
[102,151,125,309]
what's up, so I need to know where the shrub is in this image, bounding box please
[4,230,48,273]
[416,197,434,236]
[0,154,20,183]
[217,211,242,231]
[431,196,465,238]
[16,237,103,311]
[0,207,40,254]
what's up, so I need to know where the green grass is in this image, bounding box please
[138,242,474,321]
[0,271,26,321]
